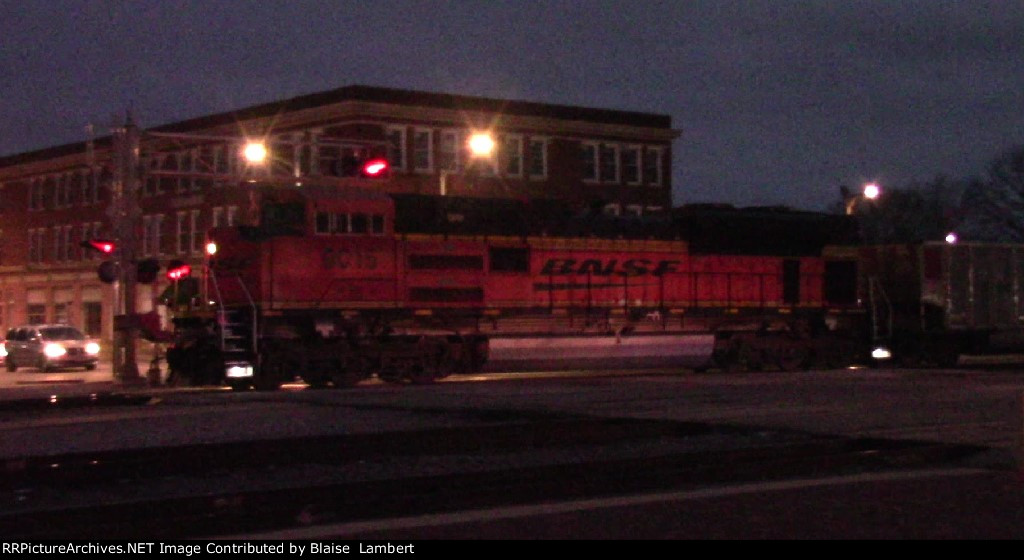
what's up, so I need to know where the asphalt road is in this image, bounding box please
[4,363,1024,538]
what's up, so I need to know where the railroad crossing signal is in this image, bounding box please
[166,259,191,281]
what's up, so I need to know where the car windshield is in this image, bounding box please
[39,327,85,341]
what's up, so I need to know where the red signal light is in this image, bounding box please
[166,260,191,281]
[81,239,116,254]
[362,158,388,177]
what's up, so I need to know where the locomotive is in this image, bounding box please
[160,180,875,390]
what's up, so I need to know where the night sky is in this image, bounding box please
[2,0,1022,211]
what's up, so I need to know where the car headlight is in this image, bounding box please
[0,343,6,358]
[44,343,68,358]
[225,362,254,378]
[85,342,101,355]
[872,347,892,360]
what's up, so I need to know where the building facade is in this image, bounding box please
[0,85,678,345]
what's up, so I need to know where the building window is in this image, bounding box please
[142,214,163,257]
[500,135,523,177]
[527,138,547,179]
[80,224,95,261]
[81,169,97,204]
[211,207,224,229]
[54,303,69,325]
[52,227,61,263]
[386,126,406,171]
[62,226,74,262]
[54,175,64,209]
[603,203,621,217]
[413,129,433,172]
[644,147,663,186]
[581,142,598,182]
[438,130,461,172]
[622,146,641,185]
[599,144,619,183]
[176,211,188,255]
[190,209,202,254]
[83,302,102,337]
[227,205,238,226]
[625,204,643,217]
[27,304,45,325]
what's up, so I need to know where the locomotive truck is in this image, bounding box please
[161,182,1024,389]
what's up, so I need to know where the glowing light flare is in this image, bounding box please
[945,232,958,244]
[167,265,192,281]
[863,183,881,200]
[242,142,268,164]
[44,343,67,358]
[872,347,892,360]
[468,133,495,156]
[206,242,218,256]
[362,158,389,177]
[0,343,6,358]
[85,342,100,355]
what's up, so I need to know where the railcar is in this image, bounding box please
[164,184,869,389]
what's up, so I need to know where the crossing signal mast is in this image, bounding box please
[100,118,391,386]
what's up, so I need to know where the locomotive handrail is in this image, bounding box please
[207,268,259,356]
[868,275,893,344]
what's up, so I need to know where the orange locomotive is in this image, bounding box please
[165,184,866,389]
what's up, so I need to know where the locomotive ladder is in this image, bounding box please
[208,271,259,363]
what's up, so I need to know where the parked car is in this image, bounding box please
[4,325,100,372]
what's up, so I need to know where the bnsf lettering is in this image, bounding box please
[540,258,681,276]
[322,248,379,270]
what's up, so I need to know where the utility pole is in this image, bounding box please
[109,114,143,384]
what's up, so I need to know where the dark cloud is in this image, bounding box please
[1,0,1022,211]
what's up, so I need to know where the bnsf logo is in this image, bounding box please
[540,259,681,276]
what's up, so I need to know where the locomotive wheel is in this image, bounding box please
[254,355,285,391]
[331,371,362,388]
[331,358,366,388]
[775,343,808,371]
[725,339,761,372]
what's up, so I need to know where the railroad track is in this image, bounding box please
[0,413,995,539]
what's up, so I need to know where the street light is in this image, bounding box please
[242,141,268,164]
[844,182,883,215]
[468,133,495,157]
[440,132,496,196]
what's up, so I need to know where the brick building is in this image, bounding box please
[0,85,678,344]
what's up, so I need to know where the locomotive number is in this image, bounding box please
[322,248,379,270]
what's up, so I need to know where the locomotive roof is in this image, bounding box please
[390,194,859,255]
[391,194,676,241]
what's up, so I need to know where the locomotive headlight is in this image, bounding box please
[85,342,101,355]
[44,343,67,358]
[226,362,254,378]
[871,347,892,360]
[206,242,218,256]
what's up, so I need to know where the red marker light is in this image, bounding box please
[166,263,191,281]
[81,240,117,254]
[362,158,388,177]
